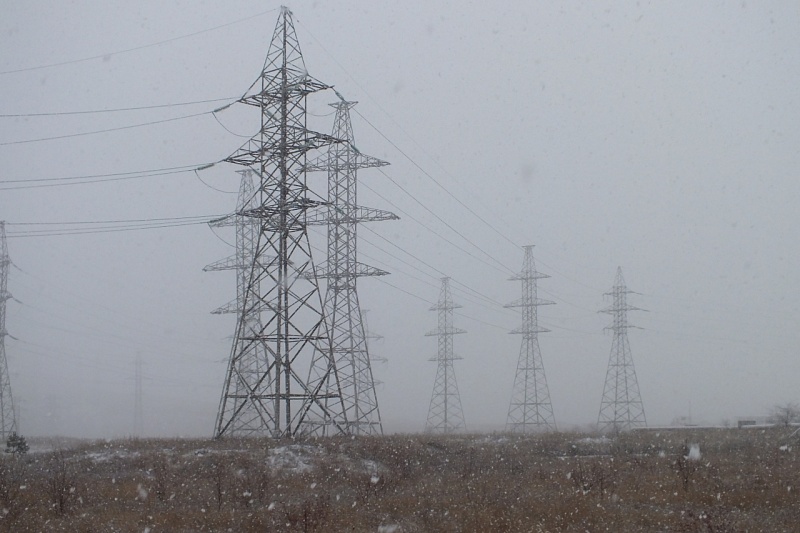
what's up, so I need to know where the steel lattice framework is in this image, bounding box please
[505,245,557,432]
[597,267,647,432]
[214,7,346,438]
[305,101,397,435]
[208,170,273,436]
[0,222,18,440]
[425,277,466,434]
[361,309,387,366]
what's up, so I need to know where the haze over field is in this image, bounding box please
[0,1,798,437]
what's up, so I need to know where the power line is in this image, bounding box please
[0,8,279,75]
[10,267,226,356]
[0,163,205,184]
[7,214,220,226]
[360,180,512,278]
[295,18,521,252]
[0,110,212,146]
[6,219,213,238]
[296,18,609,298]
[0,97,237,117]
[0,165,211,190]
[374,167,514,275]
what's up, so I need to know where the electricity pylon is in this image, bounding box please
[305,100,398,435]
[0,222,18,440]
[597,267,647,432]
[209,170,273,436]
[134,354,143,437]
[425,277,466,434]
[361,309,387,365]
[215,7,346,438]
[505,245,557,432]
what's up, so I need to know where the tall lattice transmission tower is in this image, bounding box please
[214,7,346,438]
[597,267,647,432]
[0,222,18,440]
[505,245,557,432]
[305,100,397,435]
[425,277,466,434]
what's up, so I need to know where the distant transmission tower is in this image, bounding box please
[306,100,397,435]
[425,277,466,433]
[597,267,647,432]
[134,354,143,437]
[215,7,346,438]
[505,245,557,432]
[0,222,18,440]
[209,170,273,436]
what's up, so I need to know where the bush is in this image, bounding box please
[5,432,28,455]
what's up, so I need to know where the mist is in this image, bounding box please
[1,1,797,438]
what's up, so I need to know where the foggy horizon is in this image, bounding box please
[1,1,798,439]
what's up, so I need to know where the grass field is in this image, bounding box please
[1,427,798,532]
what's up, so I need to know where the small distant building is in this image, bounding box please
[735,416,770,428]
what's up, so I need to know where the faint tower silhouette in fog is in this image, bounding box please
[505,245,557,432]
[134,354,143,436]
[597,267,647,432]
[425,277,466,434]
[206,170,270,436]
[0,222,18,440]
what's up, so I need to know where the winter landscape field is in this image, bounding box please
[0,427,797,532]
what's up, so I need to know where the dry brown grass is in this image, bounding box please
[1,428,798,531]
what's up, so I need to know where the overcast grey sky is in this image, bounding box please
[1,1,798,437]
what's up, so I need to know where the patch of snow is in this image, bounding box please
[268,445,317,473]
[686,444,701,461]
[577,437,611,444]
[86,450,140,463]
[378,525,400,533]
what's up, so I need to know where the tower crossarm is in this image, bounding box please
[208,214,238,228]
[428,353,463,362]
[240,75,331,104]
[425,326,466,336]
[509,324,551,335]
[225,201,329,232]
[504,297,554,308]
[305,205,399,226]
[315,261,389,279]
[428,302,462,311]
[508,271,551,281]
[210,299,277,316]
[305,146,389,172]
[600,303,644,314]
[204,255,248,272]
[210,299,239,315]
[225,130,341,167]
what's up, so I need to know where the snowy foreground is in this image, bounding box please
[1,428,798,531]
